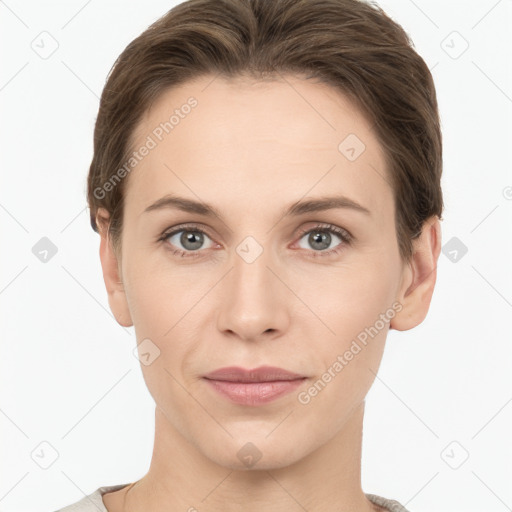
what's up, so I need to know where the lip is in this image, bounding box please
[203,365,305,382]
[203,366,307,406]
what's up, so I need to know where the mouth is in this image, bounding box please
[202,366,307,406]
[203,365,306,382]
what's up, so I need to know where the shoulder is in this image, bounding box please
[366,492,411,512]
[53,484,131,512]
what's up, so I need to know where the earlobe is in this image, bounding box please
[390,216,442,332]
[96,208,133,328]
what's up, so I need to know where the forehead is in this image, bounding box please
[124,74,391,221]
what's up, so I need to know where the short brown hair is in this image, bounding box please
[87,0,443,263]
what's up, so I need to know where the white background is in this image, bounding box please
[1,1,511,511]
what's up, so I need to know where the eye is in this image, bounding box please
[158,222,352,259]
[295,223,352,257]
[158,224,215,258]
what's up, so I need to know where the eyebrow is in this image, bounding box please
[143,193,371,219]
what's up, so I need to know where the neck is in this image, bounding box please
[114,401,380,512]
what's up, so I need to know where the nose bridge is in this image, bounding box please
[216,232,288,339]
[230,233,275,303]
[232,235,272,294]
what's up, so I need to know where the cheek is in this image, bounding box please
[124,264,205,373]
[126,271,196,417]
[295,255,398,402]
[301,299,390,426]
[123,251,190,330]
[297,257,398,337]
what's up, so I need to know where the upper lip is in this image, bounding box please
[203,365,305,382]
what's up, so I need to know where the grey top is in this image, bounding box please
[53,483,411,511]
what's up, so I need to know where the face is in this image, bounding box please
[101,74,418,470]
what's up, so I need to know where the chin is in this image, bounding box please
[202,434,308,472]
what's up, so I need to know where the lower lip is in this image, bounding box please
[203,378,306,406]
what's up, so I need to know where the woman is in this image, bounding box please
[55,0,443,510]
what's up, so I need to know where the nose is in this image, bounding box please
[216,240,290,342]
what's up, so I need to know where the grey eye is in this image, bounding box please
[297,230,342,251]
[166,230,213,251]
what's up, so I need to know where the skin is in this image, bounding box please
[96,74,441,512]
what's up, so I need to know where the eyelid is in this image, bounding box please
[159,222,213,237]
[295,222,352,242]
[159,222,352,242]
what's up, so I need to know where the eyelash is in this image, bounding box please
[157,223,353,259]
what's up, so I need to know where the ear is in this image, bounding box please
[390,216,442,331]
[96,208,133,328]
